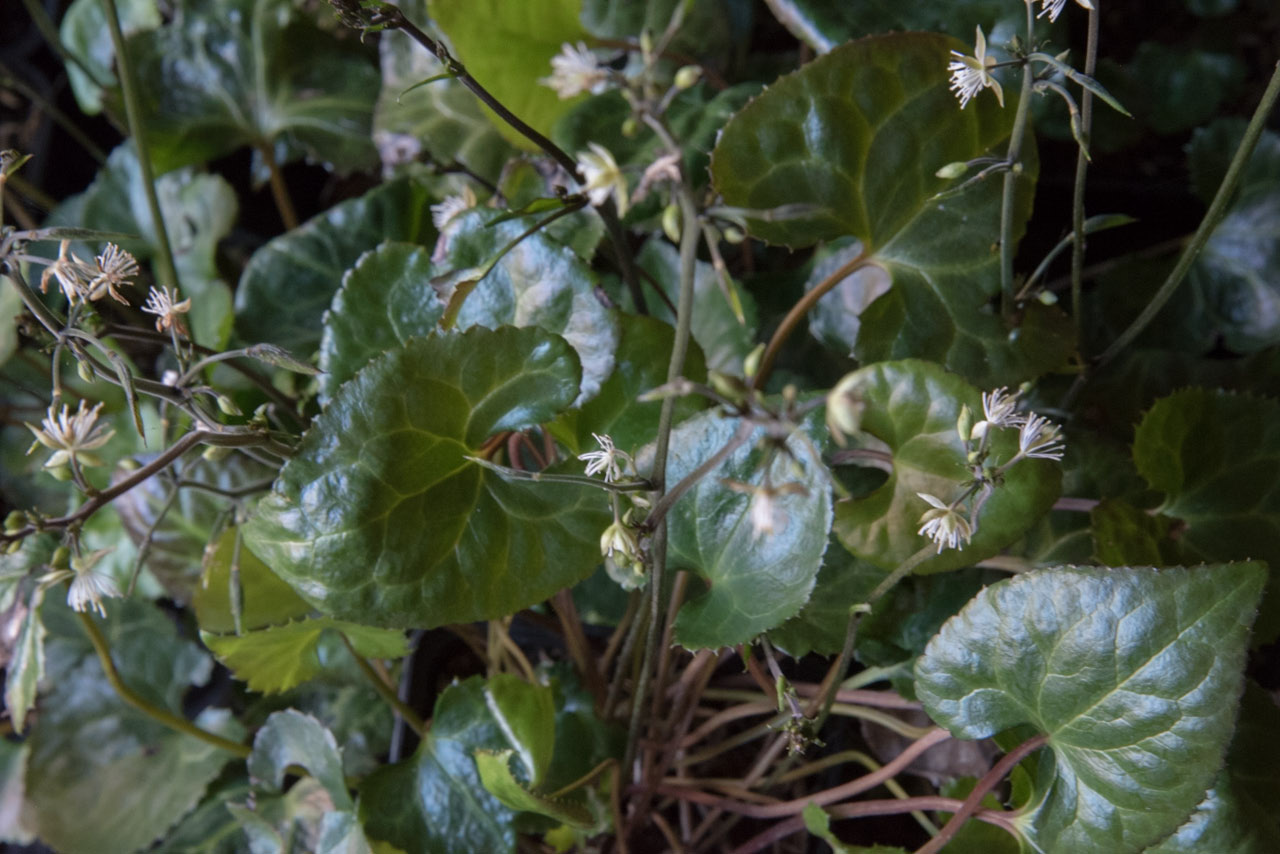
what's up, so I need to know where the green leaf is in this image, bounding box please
[484,673,557,785]
[125,0,379,174]
[647,407,833,648]
[831,360,1061,574]
[1090,498,1185,567]
[1186,119,1280,207]
[26,598,239,854]
[914,563,1267,854]
[59,0,160,114]
[201,618,408,694]
[151,778,254,854]
[1128,44,1244,137]
[550,313,707,456]
[711,33,1065,387]
[766,541,883,658]
[235,177,435,354]
[373,0,513,180]
[0,275,21,370]
[762,0,1019,53]
[4,588,46,734]
[359,677,520,854]
[474,750,594,828]
[804,238,890,356]
[428,0,589,150]
[1133,389,1280,640]
[245,326,609,628]
[249,710,351,809]
[322,209,617,405]
[194,527,313,634]
[0,534,56,612]
[0,739,34,844]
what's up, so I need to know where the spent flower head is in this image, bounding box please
[86,243,140,303]
[578,433,633,483]
[576,143,629,217]
[947,27,1004,109]
[26,399,115,470]
[542,42,610,99]
[40,240,99,305]
[1038,0,1094,22]
[141,286,192,335]
[917,492,973,553]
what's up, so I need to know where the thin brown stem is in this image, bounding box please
[550,588,605,710]
[258,144,299,231]
[341,635,428,737]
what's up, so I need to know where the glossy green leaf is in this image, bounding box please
[249,711,351,808]
[580,0,740,64]
[647,407,833,648]
[1090,498,1185,567]
[711,33,1065,386]
[373,0,512,180]
[4,588,46,734]
[766,541,883,658]
[125,0,379,174]
[550,313,707,456]
[936,778,1020,854]
[322,209,617,405]
[831,360,1061,574]
[26,599,239,854]
[805,238,890,356]
[225,776,345,854]
[245,326,609,628]
[761,0,1018,53]
[474,750,593,828]
[428,0,588,150]
[194,527,313,634]
[151,779,253,854]
[484,673,556,785]
[915,563,1266,854]
[60,0,160,114]
[359,677,519,854]
[236,177,435,354]
[1133,389,1280,640]
[201,618,408,694]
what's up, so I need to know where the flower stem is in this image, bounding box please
[258,144,299,231]
[340,634,428,737]
[77,610,251,758]
[999,40,1036,318]
[1070,6,1100,349]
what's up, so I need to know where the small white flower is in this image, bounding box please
[39,548,121,617]
[141,286,192,335]
[576,143,629,217]
[600,520,639,565]
[1017,413,1066,461]
[84,243,140,304]
[978,386,1026,433]
[1039,0,1094,23]
[578,433,633,483]
[917,492,973,553]
[26,399,115,470]
[947,27,1004,109]
[749,488,778,540]
[430,184,477,231]
[541,42,610,99]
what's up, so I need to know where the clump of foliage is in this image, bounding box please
[2,0,1279,851]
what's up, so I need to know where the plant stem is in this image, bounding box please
[77,610,251,758]
[1070,6,1100,348]
[100,0,178,290]
[257,144,299,231]
[1091,59,1280,371]
[999,34,1036,318]
[341,635,428,737]
[19,0,111,89]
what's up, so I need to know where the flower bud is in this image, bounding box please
[743,343,764,379]
[661,203,681,243]
[674,65,702,90]
[51,545,71,570]
[639,28,654,58]
[956,404,974,444]
[203,445,232,462]
[47,464,73,481]
[6,541,22,555]
[216,395,243,416]
[935,161,969,179]
[621,116,639,138]
[5,511,25,534]
[77,360,95,383]
[825,374,865,446]
[723,226,745,244]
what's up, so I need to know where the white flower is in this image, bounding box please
[600,520,639,565]
[947,27,1004,109]
[749,488,778,540]
[1039,0,1094,22]
[141,285,192,335]
[26,399,115,469]
[1017,413,1066,461]
[976,386,1026,436]
[39,548,121,617]
[578,433,632,483]
[541,42,609,99]
[430,184,477,231]
[577,143,629,217]
[917,492,973,553]
[84,243,140,304]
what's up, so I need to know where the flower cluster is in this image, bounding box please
[40,240,139,306]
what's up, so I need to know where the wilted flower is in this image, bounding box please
[39,240,98,304]
[141,286,192,335]
[749,488,778,539]
[1039,0,1094,23]
[917,492,973,553]
[632,152,682,204]
[85,243,140,303]
[1017,413,1066,461]
[541,42,609,99]
[26,399,115,469]
[947,27,1004,109]
[578,433,633,483]
[577,143,629,217]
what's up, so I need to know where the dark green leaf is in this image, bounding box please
[761,0,1020,52]
[647,407,833,648]
[249,711,351,808]
[1186,119,1280,207]
[915,562,1266,854]
[194,527,313,634]
[359,677,519,854]
[428,0,589,150]
[831,360,1061,574]
[59,0,159,114]
[766,541,883,658]
[474,750,593,827]
[0,276,21,370]
[201,618,407,694]
[4,588,46,734]
[1128,44,1244,137]
[151,778,253,854]
[0,534,56,612]
[235,177,435,354]
[126,0,379,174]
[246,326,609,628]
[1090,498,1185,567]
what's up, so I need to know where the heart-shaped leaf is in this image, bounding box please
[248,711,351,809]
[125,0,379,174]
[761,0,1021,53]
[245,326,609,628]
[915,562,1266,854]
[831,360,1061,574]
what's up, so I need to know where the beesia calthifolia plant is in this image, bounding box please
[1,0,1277,851]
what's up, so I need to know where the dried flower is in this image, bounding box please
[1039,0,1094,23]
[85,243,140,303]
[541,42,610,99]
[1017,413,1066,461]
[141,286,192,335]
[632,152,682,204]
[578,432,633,483]
[576,143,629,217]
[917,492,973,553]
[947,27,1004,109]
[430,184,477,231]
[26,399,115,469]
[39,240,98,304]
[749,488,778,539]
